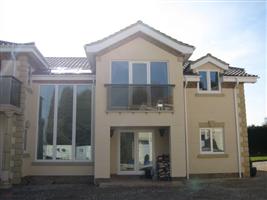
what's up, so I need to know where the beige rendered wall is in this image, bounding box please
[22,83,94,176]
[94,37,186,179]
[186,86,239,174]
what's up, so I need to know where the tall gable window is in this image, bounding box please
[198,71,220,92]
[37,84,92,161]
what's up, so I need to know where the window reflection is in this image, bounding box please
[37,85,55,160]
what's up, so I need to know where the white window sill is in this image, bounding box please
[197,153,228,158]
[195,93,225,97]
[32,161,94,166]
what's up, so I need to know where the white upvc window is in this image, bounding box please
[200,128,224,154]
[37,84,92,161]
[110,61,168,84]
[198,70,221,93]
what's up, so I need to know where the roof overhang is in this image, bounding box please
[222,76,258,83]
[84,21,195,67]
[191,54,229,70]
[0,44,49,70]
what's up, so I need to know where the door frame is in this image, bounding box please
[117,128,155,175]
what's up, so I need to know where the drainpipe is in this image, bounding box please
[234,78,242,178]
[184,80,189,179]
[11,44,16,76]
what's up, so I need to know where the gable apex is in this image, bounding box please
[191,53,229,70]
[84,21,195,67]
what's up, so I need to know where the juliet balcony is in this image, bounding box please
[105,84,174,111]
[0,76,22,108]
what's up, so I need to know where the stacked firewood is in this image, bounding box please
[156,154,171,180]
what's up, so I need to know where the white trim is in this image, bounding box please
[199,127,225,154]
[222,76,257,83]
[85,23,194,55]
[32,74,96,81]
[191,55,229,70]
[0,46,49,69]
[183,75,200,82]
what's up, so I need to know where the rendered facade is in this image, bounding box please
[0,21,258,186]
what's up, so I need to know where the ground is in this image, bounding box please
[0,167,267,200]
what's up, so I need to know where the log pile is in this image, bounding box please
[156,154,171,180]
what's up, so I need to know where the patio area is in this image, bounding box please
[1,171,267,200]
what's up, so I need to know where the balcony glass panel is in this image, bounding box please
[0,76,21,107]
[107,84,174,111]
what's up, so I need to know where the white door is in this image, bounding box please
[118,130,153,175]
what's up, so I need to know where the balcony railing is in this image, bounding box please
[0,76,22,107]
[106,84,174,111]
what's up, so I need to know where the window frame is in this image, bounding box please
[199,127,225,154]
[110,60,169,84]
[36,83,93,162]
[197,70,221,93]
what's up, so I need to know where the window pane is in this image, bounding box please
[56,85,73,160]
[132,63,147,84]
[111,61,129,84]
[210,72,219,91]
[150,62,168,84]
[120,132,135,171]
[76,85,92,160]
[37,85,55,160]
[138,132,153,169]
[110,86,129,109]
[212,128,224,152]
[201,129,211,152]
[132,86,148,108]
[199,71,208,91]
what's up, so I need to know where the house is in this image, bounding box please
[0,21,258,186]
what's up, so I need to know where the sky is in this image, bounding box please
[0,0,266,125]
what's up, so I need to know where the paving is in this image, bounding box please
[0,171,267,200]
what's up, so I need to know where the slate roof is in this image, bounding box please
[183,61,257,77]
[45,57,90,70]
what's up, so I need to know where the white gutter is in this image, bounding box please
[32,74,96,81]
[234,78,242,178]
[184,80,189,179]
[223,76,257,83]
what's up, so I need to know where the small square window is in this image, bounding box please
[198,71,220,92]
[200,128,224,153]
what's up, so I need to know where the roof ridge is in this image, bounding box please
[0,40,35,45]
[85,20,195,49]
[45,56,87,58]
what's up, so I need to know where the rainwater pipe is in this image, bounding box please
[234,77,242,178]
[184,80,189,179]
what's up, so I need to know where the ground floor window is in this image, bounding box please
[200,128,224,153]
[37,84,92,161]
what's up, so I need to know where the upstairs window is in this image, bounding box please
[198,71,220,92]
[111,61,168,84]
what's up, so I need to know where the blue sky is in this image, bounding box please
[0,0,266,125]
